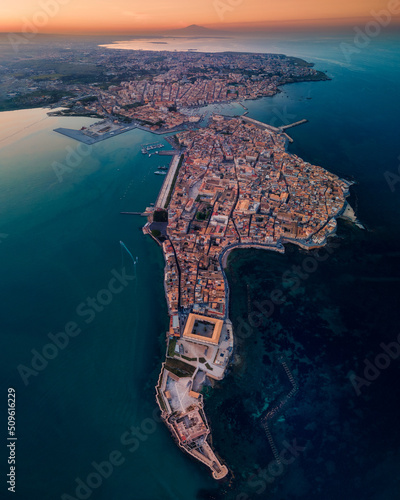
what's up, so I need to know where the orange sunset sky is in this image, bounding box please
[1,0,400,34]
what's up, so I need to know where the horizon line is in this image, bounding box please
[2,15,400,37]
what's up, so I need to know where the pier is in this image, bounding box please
[241,116,309,136]
[54,122,137,144]
[280,119,308,130]
[158,150,177,156]
[120,211,146,216]
[283,132,294,143]
[241,115,281,133]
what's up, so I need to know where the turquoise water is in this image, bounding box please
[1,35,400,499]
[0,110,217,499]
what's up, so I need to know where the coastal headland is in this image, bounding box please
[35,47,353,479]
[146,114,351,479]
[45,50,328,145]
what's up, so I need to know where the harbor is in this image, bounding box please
[54,121,137,144]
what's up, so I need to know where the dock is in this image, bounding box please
[141,142,165,154]
[241,115,281,133]
[54,123,137,144]
[120,211,146,216]
[241,116,309,136]
[280,119,308,130]
[158,150,177,156]
[283,132,294,143]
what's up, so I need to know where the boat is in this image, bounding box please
[154,171,167,175]
[141,142,165,154]
[159,165,168,170]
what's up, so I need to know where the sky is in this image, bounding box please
[1,0,400,34]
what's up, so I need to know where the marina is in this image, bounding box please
[141,142,165,154]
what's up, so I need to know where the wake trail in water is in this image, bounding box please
[120,240,136,264]
[120,240,138,283]
[119,240,140,417]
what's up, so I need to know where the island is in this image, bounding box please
[144,113,351,479]
[6,41,351,478]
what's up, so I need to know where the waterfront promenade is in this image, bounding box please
[155,154,182,209]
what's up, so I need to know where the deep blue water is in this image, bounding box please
[1,34,399,500]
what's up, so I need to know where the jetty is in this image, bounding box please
[241,115,281,133]
[283,132,294,143]
[158,150,177,156]
[281,119,308,130]
[54,122,137,145]
[241,116,308,135]
[120,211,146,216]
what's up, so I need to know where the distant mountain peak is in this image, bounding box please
[161,24,229,36]
[176,24,211,32]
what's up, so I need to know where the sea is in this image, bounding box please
[1,33,400,500]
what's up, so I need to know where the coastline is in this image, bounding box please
[150,214,348,480]
[146,112,354,480]
[2,36,399,500]
[38,56,329,146]
[11,48,348,482]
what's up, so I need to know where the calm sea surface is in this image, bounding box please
[1,35,399,500]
